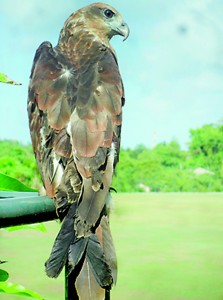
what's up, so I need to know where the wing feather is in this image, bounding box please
[28,35,125,286]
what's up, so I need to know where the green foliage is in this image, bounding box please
[0,140,41,190]
[0,73,21,85]
[0,270,9,282]
[4,223,47,232]
[0,122,223,193]
[113,150,140,192]
[0,265,43,299]
[112,123,223,192]
[0,173,36,192]
[187,124,223,172]
[0,282,43,299]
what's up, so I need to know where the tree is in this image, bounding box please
[0,140,40,189]
[188,123,223,172]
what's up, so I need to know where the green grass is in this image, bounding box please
[1,193,223,299]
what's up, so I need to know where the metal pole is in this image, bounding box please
[65,263,79,300]
[0,191,57,227]
[105,290,110,300]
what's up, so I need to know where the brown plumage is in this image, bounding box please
[28,3,129,299]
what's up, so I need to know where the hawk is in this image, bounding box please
[28,3,129,299]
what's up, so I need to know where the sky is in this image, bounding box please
[0,0,223,149]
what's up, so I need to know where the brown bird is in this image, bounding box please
[28,3,129,299]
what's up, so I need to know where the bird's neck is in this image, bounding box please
[57,27,114,63]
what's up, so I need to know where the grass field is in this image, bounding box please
[1,193,223,300]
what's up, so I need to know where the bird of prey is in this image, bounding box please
[28,3,129,299]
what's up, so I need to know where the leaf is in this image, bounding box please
[0,173,37,192]
[0,73,21,85]
[4,223,47,232]
[0,282,43,299]
[0,270,9,282]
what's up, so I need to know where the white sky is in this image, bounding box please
[0,0,223,149]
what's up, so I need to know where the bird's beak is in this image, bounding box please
[122,23,130,41]
[116,22,130,41]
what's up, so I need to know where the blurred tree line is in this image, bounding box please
[0,122,222,192]
[0,141,41,189]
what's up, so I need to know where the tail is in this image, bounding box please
[45,202,117,299]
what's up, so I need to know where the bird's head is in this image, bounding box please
[84,3,130,41]
[61,3,129,44]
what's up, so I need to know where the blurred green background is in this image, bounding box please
[1,121,223,193]
[1,193,223,300]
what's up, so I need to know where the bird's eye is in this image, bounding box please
[104,9,115,18]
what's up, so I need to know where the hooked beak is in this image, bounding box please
[116,22,130,41]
